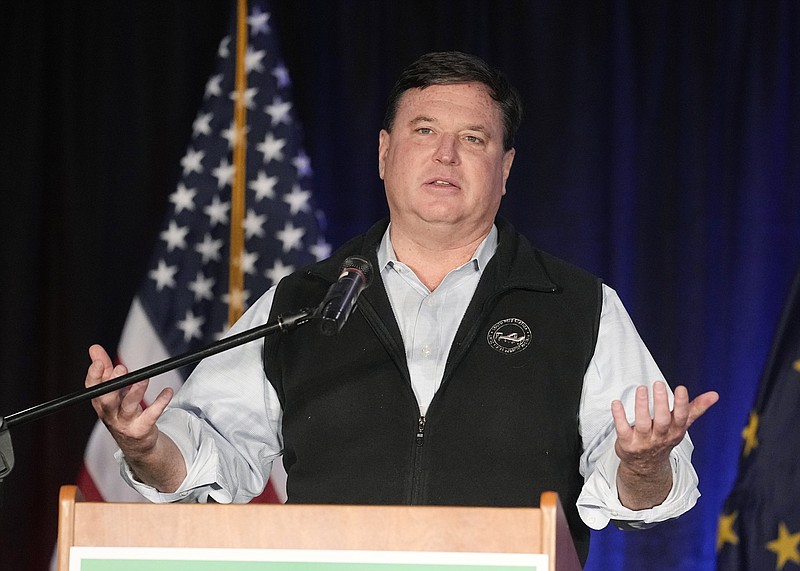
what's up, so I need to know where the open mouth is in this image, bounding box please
[425,178,460,189]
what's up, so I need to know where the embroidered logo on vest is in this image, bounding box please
[487,318,532,354]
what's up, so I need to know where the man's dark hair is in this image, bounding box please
[382,51,523,151]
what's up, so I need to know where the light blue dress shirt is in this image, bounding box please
[119,225,701,531]
[379,224,498,415]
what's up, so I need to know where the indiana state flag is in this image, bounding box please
[717,268,800,570]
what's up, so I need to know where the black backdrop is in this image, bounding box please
[2,2,799,570]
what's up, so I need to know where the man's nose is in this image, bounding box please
[433,134,460,165]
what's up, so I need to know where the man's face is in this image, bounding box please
[378,82,515,235]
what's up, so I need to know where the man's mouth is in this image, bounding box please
[425,178,459,188]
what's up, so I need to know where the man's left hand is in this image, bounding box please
[611,381,719,510]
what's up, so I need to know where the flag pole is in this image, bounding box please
[228,0,249,325]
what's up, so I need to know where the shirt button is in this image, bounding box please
[427,296,436,306]
[421,346,432,357]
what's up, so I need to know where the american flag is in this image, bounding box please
[76,0,329,504]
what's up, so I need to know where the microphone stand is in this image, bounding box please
[0,307,314,483]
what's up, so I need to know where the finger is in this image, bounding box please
[611,399,632,441]
[91,363,131,415]
[119,378,149,416]
[111,363,129,379]
[88,344,113,370]
[140,387,174,424]
[633,385,652,434]
[686,390,720,426]
[100,363,130,400]
[651,381,672,436]
[671,385,690,427]
[85,359,107,389]
[85,345,122,389]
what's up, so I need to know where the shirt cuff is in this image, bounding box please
[114,411,234,504]
[576,439,700,530]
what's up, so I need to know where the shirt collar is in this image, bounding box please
[377,223,499,274]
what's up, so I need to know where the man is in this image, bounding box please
[86,51,718,564]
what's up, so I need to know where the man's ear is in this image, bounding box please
[501,147,516,195]
[378,129,390,180]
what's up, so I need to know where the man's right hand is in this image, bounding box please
[85,344,186,492]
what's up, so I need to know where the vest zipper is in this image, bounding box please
[416,415,426,446]
[411,415,426,503]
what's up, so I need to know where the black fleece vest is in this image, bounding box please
[264,218,601,564]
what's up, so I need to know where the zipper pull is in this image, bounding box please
[416,416,426,447]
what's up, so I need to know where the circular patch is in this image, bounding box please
[487,318,532,354]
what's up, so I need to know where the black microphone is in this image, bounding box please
[316,256,374,336]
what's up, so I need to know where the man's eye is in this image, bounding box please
[416,127,433,134]
[465,135,484,144]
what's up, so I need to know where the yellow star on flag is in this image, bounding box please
[741,411,759,457]
[793,359,800,373]
[717,511,739,551]
[766,522,800,570]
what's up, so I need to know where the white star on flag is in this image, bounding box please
[195,234,224,264]
[265,97,292,126]
[292,150,313,178]
[193,112,213,137]
[284,184,312,215]
[177,310,205,342]
[230,86,259,110]
[246,47,267,74]
[276,221,306,252]
[257,132,286,162]
[240,250,260,275]
[213,158,235,188]
[188,272,216,302]
[148,259,178,291]
[181,148,205,176]
[249,170,278,200]
[222,122,251,149]
[205,73,224,98]
[272,64,290,89]
[265,258,295,286]
[170,183,197,213]
[160,221,190,252]
[248,6,270,35]
[204,195,230,227]
[244,209,268,239]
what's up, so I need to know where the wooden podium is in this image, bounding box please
[57,485,582,571]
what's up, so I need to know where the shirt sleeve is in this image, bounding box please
[117,286,284,504]
[576,284,701,530]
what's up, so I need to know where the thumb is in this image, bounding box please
[141,387,175,424]
[687,390,719,426]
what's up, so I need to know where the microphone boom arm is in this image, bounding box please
[0,307,314,481]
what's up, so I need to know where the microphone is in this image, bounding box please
[316,256,374,336]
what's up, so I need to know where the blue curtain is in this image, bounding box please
[3,2,798,569]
